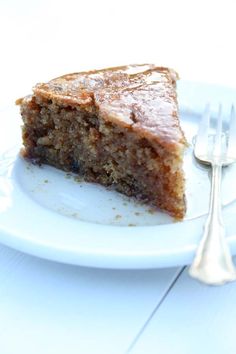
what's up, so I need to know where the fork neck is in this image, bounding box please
[209,163,223,224]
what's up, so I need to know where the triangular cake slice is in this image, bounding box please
[17,64,187,219]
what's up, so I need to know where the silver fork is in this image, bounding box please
[189,104,236,285]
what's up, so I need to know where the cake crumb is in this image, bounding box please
[147,208,155,215]
[115,214,122,220]
[128,223,136,227]
[74,176,83,182]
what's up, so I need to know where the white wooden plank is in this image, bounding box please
[0,244,180,354]
[130,260,236,354]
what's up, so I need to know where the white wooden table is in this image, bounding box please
[1,1,236,353]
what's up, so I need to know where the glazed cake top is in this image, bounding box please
[33,64,187,152]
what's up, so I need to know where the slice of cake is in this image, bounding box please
[17,64,187,219]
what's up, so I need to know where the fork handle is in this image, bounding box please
[189,163,236,285]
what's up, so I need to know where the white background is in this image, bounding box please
[1,0,236,106]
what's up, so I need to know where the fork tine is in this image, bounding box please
[195,103,210,159]
[227,105,236,161]
[213,104,223,161]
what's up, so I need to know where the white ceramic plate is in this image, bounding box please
[1,81,236,269]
